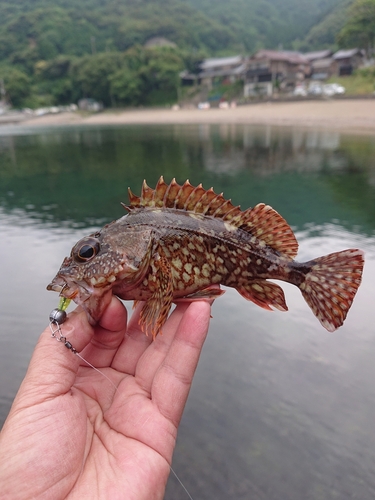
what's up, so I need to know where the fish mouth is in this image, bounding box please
[47,278,87,301]
[47,279,72,295]
[47,282,66,293]
[46,276,69,294]
[47,276,112,326]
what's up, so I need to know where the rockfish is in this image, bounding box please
[47,177,364,338]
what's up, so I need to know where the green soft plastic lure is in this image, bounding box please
[58,297,71,312]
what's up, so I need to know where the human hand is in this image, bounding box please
[0,296,212,500]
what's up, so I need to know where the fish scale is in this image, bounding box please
[48,177,364,338]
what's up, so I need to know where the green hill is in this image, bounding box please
[0,0,357,109]
[183,0,347,50]
[0,0,350,63]
[296,0,352,50]
[0,0,237,63]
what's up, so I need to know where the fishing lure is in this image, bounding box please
[49,297,119,391]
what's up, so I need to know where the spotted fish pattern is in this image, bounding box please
[47,177,364,337]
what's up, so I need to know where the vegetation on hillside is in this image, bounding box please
[295,0,352,50]
[0,0,373,109]
[184,0,346,50]
[0,0,237,107]
[0,0,237,60]
[2,45,194,108]
[336,0,375,56]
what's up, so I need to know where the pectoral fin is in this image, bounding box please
[139,252,174,339]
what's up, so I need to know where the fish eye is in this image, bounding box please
[73,238,100,263]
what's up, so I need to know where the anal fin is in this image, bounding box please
[236,279,288,312]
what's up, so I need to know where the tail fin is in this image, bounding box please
[299,249,364,332]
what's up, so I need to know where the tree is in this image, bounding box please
[2,68,31,107]
[110,46,184,106]
[70,52,124,106]
[138,47,184,105]
[337,0,375,57]
[109,69,143,106]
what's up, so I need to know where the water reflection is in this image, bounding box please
[0,123,375,499]
[1,124,375,233]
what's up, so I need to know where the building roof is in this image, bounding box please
[312,57,334,69]
[303,49,332,61]
[253,49,309,65]
[199,63,247,79]
[181,62,247,81]
[200,56,243,70]
[333,48,363,59]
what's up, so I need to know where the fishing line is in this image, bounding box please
[170,465,195,500]
[49,303,118,392]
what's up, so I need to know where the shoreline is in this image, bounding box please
[7,99,375,135]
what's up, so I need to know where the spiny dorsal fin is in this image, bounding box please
[124,177,298,258]
[141,180,155,206]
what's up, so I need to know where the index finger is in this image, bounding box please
[78,295,129,368]
[152,300,211,428]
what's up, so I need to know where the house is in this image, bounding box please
[244,50,310,96]
[180,55,247,90]
[310,57,337,80]
[180,47,367,100]
[333,49,365,76]
[303,49,333,62]
[307,48,365,80]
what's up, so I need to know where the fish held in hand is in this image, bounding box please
[47,177,364,338]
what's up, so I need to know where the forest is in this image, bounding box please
[0,0,372,108]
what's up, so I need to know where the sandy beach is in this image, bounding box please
[15,98,375,134]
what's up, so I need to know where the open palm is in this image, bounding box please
[0,297,211,500]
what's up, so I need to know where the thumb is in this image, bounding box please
[14,307,95,407]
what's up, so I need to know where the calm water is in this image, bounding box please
[1,123,375,499]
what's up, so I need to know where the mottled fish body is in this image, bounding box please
[48,177,364,337]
